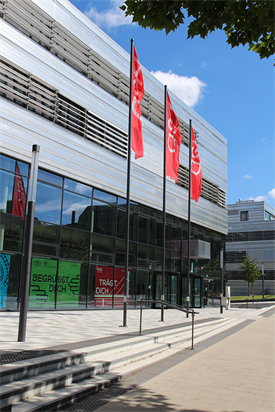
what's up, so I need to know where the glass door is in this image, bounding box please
[193,277,201,308]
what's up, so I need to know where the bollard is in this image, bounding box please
[139,300,143,335]
[191,310,195,350]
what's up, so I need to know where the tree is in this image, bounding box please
[238,253,261,296]
[121,1,274,59]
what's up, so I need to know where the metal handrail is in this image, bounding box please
[137,299,199,350]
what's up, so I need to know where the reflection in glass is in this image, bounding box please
[0,253,22,310]
[0,154,16,173]
[33,221,60,244]
[62,191,91,231]
[0,170,28,215]
[60,227,89,261]
[0,214,24,252]
[138,215,155,245]
[35,182,62,224]
[38,169,62,186]
[94,189,116,204]
[64,178,92,198]
[92,200,116,236]
[91,233,115,254]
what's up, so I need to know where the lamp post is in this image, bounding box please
[220,248,223,314]
[262,262,264,301]
[18,145,40,342]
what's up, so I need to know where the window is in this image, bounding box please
[240,211,249,221]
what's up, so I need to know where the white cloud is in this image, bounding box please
[269,188,275,198]
[151,70,206,107]
[249,195,267,202]
[262,137,267,141]
[85,0,133,29]
[243,174,253,179]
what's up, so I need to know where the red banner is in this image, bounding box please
[94,266,130,308]
[12,163,27,217]
[131,46,144,159]
[191,125,202,202]
[166,92,182,182]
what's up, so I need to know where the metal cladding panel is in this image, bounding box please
[0,1,228,235]
[181,240,211,259]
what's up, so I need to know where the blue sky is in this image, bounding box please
[71,0,274,208]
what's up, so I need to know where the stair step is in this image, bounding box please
[11,372,121,412]
[0,352,86,385]
[0,360,110,407]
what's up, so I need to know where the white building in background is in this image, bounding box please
[0,0,227,310]
[225,200,275,296]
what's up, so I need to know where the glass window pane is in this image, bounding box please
[38,169,62,187]
[117,197,127,208]
[0,253,21,310]
[0,154,16,173]
[33,221,60,244]
[156,221,163,247]
[29,257,57,310]
[64,178,92,198]
[35,182,62,224]
[138,244,155,260]
[0,214,24,252]
[116,239,136,267]
[117,209,126,239]
[62,191,91,231]
[138,215,155,245]
[91,233,115,254]
[60,227,89,261]
[0,170,28,216]
[56,261,87,309]
[92,200,116,237]
[93,189,116,204]
[32,243,58,256]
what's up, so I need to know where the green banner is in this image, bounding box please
[29,258,57,308]
[57,261,81,307]
[29,258,81,308]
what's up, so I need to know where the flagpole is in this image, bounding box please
[161,86,167,321]
[123,39,134,327]
[187,119,192,317]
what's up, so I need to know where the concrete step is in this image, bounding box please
[0,352,86,385]
[1,317,244,412]
[11,372,121,412]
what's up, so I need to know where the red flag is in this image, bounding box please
[191,125,202,202]
[166,92,182,182]
[131,46,144,159]
[12,163,27,217]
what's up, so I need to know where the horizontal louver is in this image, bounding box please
[0,0,189,146]
[0,58,128,158]
[177,164,227,209]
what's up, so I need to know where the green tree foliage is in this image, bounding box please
[238,253,261,296]
[121,1,274,59]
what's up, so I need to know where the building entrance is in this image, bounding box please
[151,271,204,309]
[151,271,181,307]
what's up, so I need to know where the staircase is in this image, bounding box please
[0,316,245,411]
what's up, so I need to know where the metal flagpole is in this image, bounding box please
[161,86,167,322]
[187,119,192,317]
[123,39,134,327]
[220,248,224,314]
[18,144,40,342]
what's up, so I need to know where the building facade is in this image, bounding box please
[225,200,275,296]
[0,0,227,311]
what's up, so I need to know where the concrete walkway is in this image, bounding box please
[0,306,274,411]
[94,309,275,412]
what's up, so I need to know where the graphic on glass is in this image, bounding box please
[94,266,130,308]
[0,254,10,308]
[57,261,81,307]
[29,258,57,308]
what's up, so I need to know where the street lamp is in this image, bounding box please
[18,145,40,342]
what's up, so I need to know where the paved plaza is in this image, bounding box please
[0,305,274,411]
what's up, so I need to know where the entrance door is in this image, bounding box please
[152,272,180,306]
[193,277,201,308]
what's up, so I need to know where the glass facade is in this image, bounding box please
[0,153,225,310]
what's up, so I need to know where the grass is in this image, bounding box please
[230,295,275,301]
